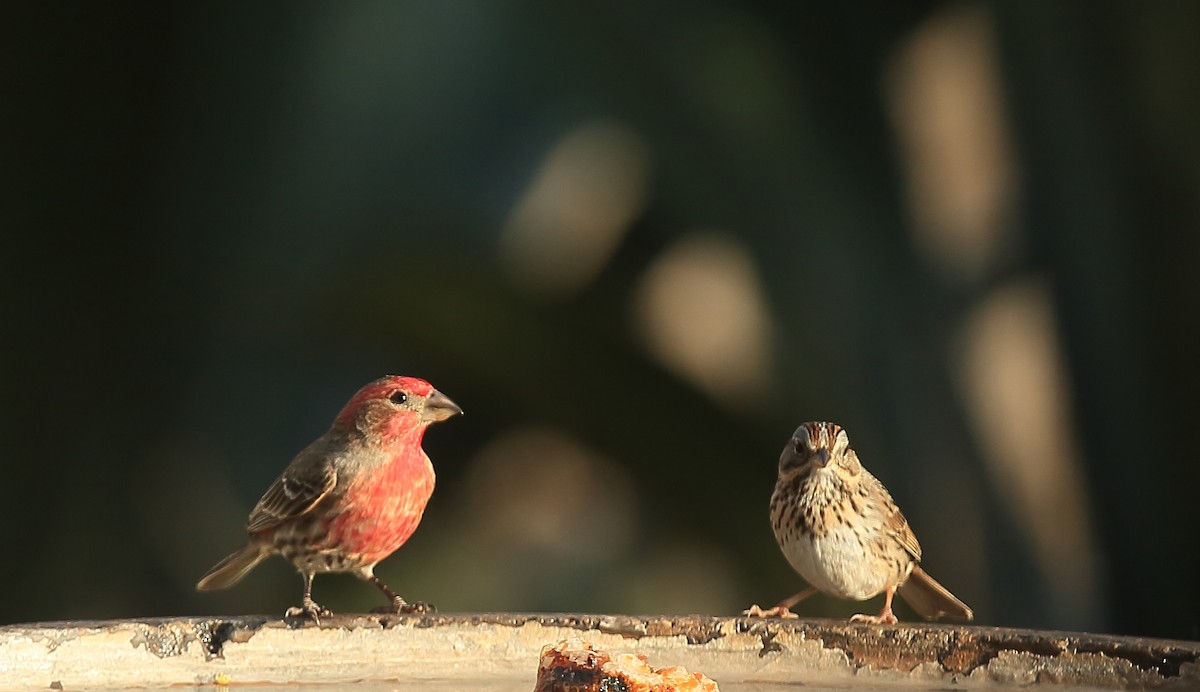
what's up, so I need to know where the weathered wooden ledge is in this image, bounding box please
[0,612,1196,690]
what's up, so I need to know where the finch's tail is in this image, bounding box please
[196,545,269,591]
[897,565,974,621]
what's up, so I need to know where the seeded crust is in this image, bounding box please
[534,638,719,692]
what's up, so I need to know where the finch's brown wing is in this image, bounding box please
[246,458,337,533]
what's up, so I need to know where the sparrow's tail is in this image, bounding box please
[897,565,974,621]
[196,545,269,591]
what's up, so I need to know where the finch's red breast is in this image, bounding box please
[325,445,436,565]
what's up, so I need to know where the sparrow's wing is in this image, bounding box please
[246,449,338,533]
[888,504,923,563]
[868,473,923,562]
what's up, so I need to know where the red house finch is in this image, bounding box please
[197,375,462,622]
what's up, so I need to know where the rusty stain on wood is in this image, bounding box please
[0,613,1196,690]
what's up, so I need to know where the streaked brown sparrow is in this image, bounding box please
[745,421,973,624]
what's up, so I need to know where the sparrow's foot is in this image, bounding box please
[850,609,897,625]
[743,604,799,619]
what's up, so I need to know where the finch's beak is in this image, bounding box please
[815,448,830,467]
[422,390,463,423]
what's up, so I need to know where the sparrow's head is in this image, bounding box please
[778,421,861,480]
[337,375,463,439]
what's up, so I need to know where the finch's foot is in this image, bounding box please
[371,597,436,615]
[743,604,799,619]
[285,599,333,626]
[850,609,897,625]
[399,600,436,614]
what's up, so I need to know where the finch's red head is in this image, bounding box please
[334,375,462,440]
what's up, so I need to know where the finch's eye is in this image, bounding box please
[389,391,408,405]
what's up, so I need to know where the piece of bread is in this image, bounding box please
[535,638,719,692]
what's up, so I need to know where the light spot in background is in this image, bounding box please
[632,232,774,405]
[400,427,641,611]
[611,543,740,616]
[500,121,649,298]
[459,428,636,562]
[885,4,1104,625]
[955,278,1103,626]
[884,4,1017,284]
[422,427,743,614]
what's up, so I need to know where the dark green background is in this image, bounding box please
[3,1,1197,639]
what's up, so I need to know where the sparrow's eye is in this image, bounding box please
[389,391,409,405]
[793,439,805,455]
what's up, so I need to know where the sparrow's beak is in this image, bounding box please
[421,390,463,423]
[815,448,830,467]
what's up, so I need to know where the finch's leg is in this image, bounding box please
[743,586,817,618]
[850,586,899,625]
[359,567,435,614]
[285,572,332,625]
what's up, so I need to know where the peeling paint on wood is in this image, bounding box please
[0,613,1195,690]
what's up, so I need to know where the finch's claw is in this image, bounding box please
[743,604,798,619]
[400,600,436,614]
[285,600,333,626]
[371,597,436,615]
